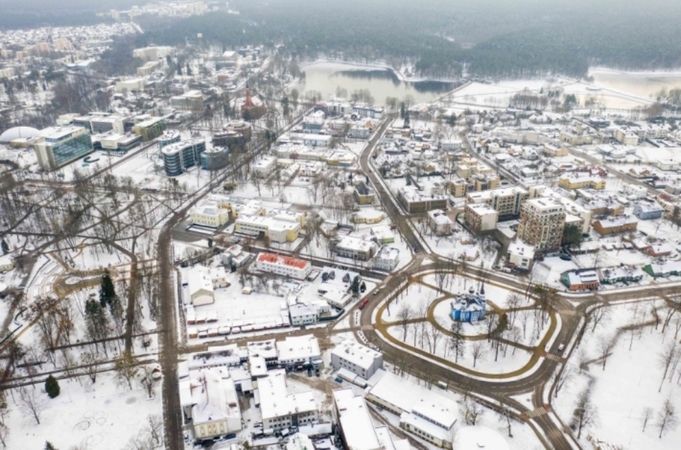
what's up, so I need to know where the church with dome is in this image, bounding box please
[450,285,487,323]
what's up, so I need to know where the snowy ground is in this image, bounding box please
[553,300,681,449]
[3,372,162,450]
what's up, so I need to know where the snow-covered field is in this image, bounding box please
[553,300,681,449]
[3,372,162,450]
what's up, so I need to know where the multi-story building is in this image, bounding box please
[161,139,206,176]
[333,389,408,450]
[276,336,322,369]
[257,369,318,431]
[507,240,535,270]
[366,371,457,449]
[170,90,205,111]
[256,253,311,280]
[334,236,377,261]
[200,146,230,171]
[330,341,383,379]
[427,209,454,235]
[633,202,665,220]
[234,216,300,243]
[373,246,400,271]
[353,181,375,204]
[288,304,319,326]
[398,185,448,214]
[466,187,528,218]
[133,117,165,141]
[613,126,639,145]
[32,126,93,171]
[132,45,173,61]
[158,130,181,149]
[516,198,566,252]
[449,177,468,197]
[464,203,498,234]
[178,367,242,441]
[558,173,606,190]
[189,202,230,228]
[592,216,638,235]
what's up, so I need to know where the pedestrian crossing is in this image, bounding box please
[557,309,577,316]
[545,353,563,362]
[525,406,548,419]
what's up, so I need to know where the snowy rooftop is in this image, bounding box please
[257,369,316,421]
[190,367,242,425]
[332,389,381,450]
[331,341,382,371]
[367,370,458,420]
[277,335,321,362]
[454,426,510,450]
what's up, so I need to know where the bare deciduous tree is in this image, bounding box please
[397,305,412,341]
[554,366,572,398]
[114,351,139,390]
[17,385,45,425]
[139,366,156,399]
[81,351,102,384]
[658,342,680,392]
[572,390,597,439]
[642,407,653,432]
[657,399,678,438]
[597,335,617,371]
[464,398,484,425]
[471,342,486,368]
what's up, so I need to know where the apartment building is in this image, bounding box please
[466,186,528,218]
[427,209,454,235]
[234,216,300,243]
[398,185,448,214]
[463,203,498,234]
[516,198,566,252]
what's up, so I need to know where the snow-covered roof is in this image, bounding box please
[0,126,40,142]
[454,426,510,450]
[333,389,382,450]
[258,369,316,421]
[276,335,321,363]
[331,341,382,371]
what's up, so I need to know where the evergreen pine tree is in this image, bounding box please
[1,239,8,255]
[99,270,116,308]
[45,442,58,450]
[45,375,60,398]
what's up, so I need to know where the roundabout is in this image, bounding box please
[372,268,558,379]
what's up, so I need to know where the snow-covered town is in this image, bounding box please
[3,3,681,450]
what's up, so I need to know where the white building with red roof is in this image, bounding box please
[256,253,312,280]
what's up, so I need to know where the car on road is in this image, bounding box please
[557,343,565,353]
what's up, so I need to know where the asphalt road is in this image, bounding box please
[356,120,581,449]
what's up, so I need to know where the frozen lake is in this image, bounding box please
[296,62,455,104]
